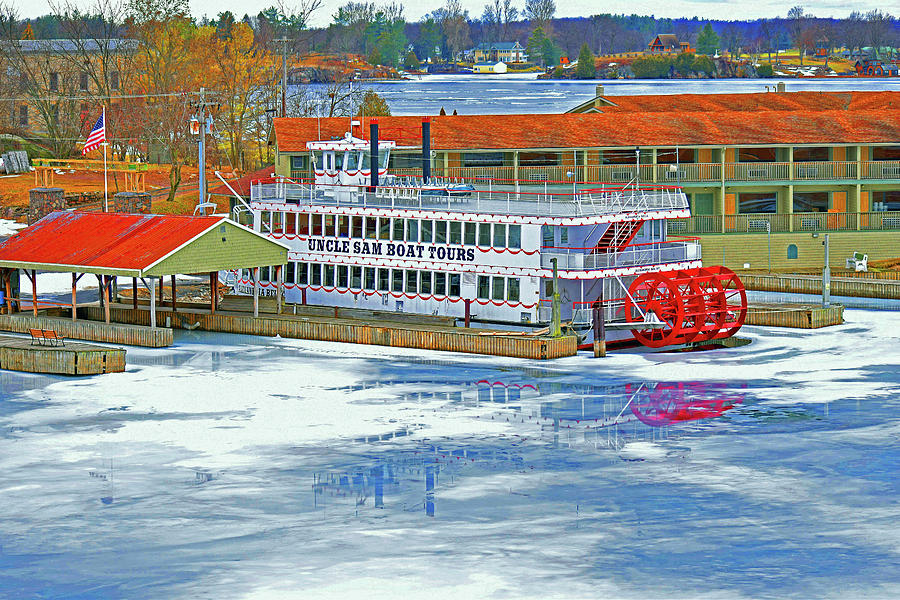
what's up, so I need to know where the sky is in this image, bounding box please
[17,0,884,24]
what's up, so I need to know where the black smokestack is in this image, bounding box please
[422,118,431,183]
[369,120,379,191]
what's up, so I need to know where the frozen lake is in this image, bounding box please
[350,74,900,115]
[1,308,899,598]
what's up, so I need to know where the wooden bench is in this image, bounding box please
[29,328,65,347]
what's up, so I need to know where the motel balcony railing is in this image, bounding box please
[540,240,701,271]
[250,178,689,218]
[372,160,900,185]
[667,211,900,234]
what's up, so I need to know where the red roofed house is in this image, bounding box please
[263,89,900,271]
[648,34,692,54]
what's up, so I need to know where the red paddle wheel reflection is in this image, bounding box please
[627,382,743,427]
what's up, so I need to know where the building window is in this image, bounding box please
[787,244,798,260]
[519,151,559,166]
[872,191,900,212]
[738,192,777,214]
[477,275,490,299]
[49,72,59,91]
[462,152,505,167]
[79,72,89,91]
[738,147,777,162]
[793,147,829,162]
[291,155,307,171]
[794,192,829,213]
[872,146,900,161]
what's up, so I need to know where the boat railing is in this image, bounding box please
[540,239,701,271]
[249,176,689,217]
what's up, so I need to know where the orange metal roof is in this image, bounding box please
[273,91,900,151]
[0,211,223,275]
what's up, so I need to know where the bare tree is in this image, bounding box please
[864,10,894,59]
[438,0,470,61]
[787,6,806,64]
[524,0,555,30]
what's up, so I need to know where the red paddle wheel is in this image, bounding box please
[625,266,747,348]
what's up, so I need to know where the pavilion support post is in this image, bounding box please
[103,276,111,324]
[209,272,217,314]
[158,276,163,304]
[31,270,37,317]
[96,274,104,311]
[72,273,78,321]
[4,270,12,315]
[171,275,177,311]
[252,267,259,317]
[132,278,138,310]
[149,277,157,328]
[275,265,283,314]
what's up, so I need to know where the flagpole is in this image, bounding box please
[102,106,108,212]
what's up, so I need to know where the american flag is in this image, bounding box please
[81,110,106,155]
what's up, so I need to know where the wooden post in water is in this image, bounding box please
[132,278,138,310]
[171,275,177,311]
[464,299,471,328]
[4,270,12,315]
[103,276,111,324]
[301,287,306,305]
[592,299,606,358]
[31,270,37,317]
[158,276,163,304]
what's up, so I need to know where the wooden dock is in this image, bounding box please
[0,314,173,347]
[745,303,844,329]
[0,335,125,375]
[740,274,900,300]
[79,304,578,360]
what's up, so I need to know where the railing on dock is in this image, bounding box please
[669,211,900,234]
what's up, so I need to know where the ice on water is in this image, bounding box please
[1,308,899,598]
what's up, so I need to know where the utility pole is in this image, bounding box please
[192,88,215,214]
[822,233,831,307]
[275,38,291,117]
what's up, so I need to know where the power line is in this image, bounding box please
[0,91,214,102]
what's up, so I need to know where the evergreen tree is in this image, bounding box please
[574,43,595,78]
[696,23,720,55]
[21,23,35,40]
[526,26,547,65]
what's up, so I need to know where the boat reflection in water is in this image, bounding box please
[313,379,745,516]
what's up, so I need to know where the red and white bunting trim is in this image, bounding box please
[251,201,689,226]
[234,277,538,308]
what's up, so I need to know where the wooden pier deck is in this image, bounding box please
[0,314,173,347]
[746,303,844,329]
[79,304,577,360]
[0,335,125,375]
[740,274,900,299]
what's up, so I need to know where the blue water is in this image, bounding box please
[1,308,899,598]
[346,74,900,115]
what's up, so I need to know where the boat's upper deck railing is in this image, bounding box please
[249,176,689,218]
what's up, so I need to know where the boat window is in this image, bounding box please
[324,215,336,237]
[351,266,362,289]
[449,222,462,245]
[421,272,432,294]
[406,219,418,242]
[477,275,490,299]
[285,263,295,284]
[382,152,390,170]
[272,212,283,234]
[478,223,491,246]
[297,263,308,285]
[434,273,447,295]
[391,270,403,292]
[435,220,447,244]
[393,218,405,241]
[421,220,433,243]
[351,216,363,238]
[337,266,349,288]
[464,222,476,246]
[285,213,296,235]
[337,216,349,237]
[324,265,335,287]
[259,211,270,232]
[541,225,554,247]
[449,274,461,297]
[378,217,391,240]
[365,217,377,239]
[311,214,322,236]
[508,278,520,302]
[508,225,521,249]
[377,269,390,291]
[310,264,322,286]
[298,213,309,236]
[364,268,376,290]
[559,227,568,244]
[260,266,270,282]
[406,271,418,293]
[347,151,361,171]
[493,224,507,247]
[311,151,322,170]
[492,277,505,301]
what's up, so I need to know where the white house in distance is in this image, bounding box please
[467,42,528,64]
[473,61,508,74]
